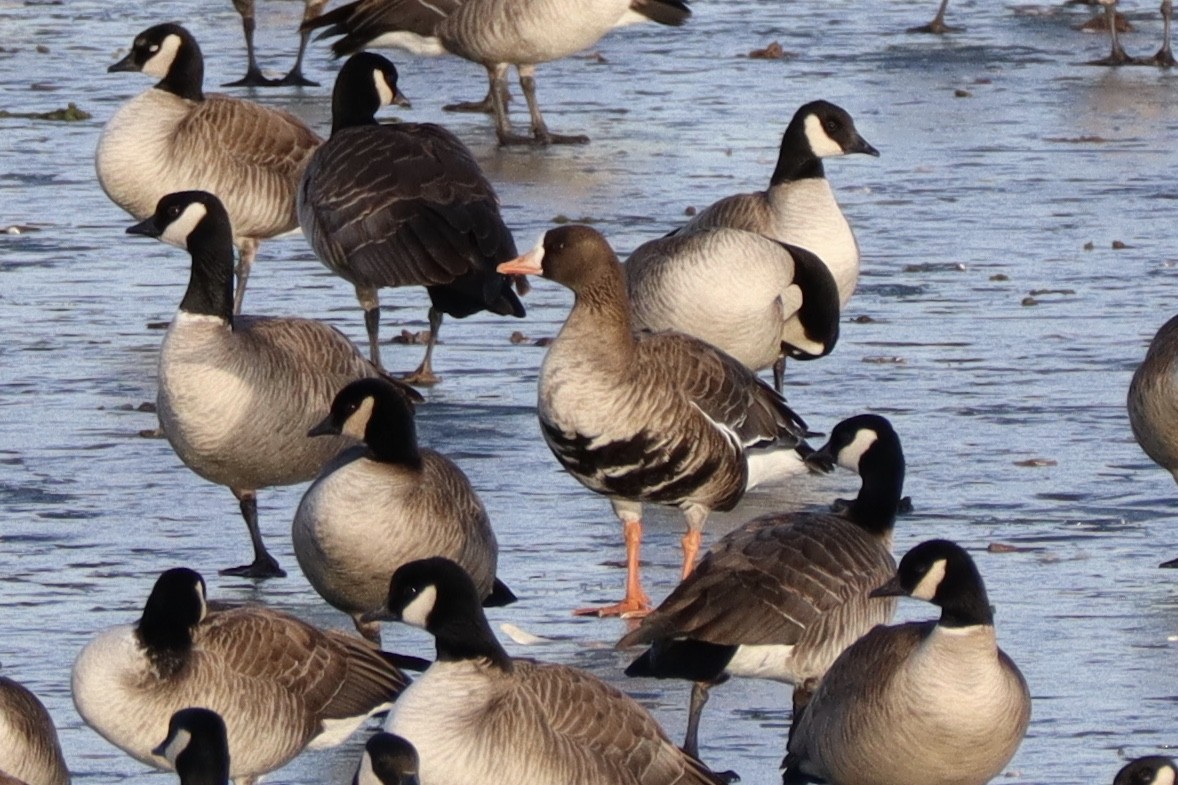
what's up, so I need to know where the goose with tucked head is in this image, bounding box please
[154,708,229,785]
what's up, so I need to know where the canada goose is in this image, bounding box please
[227,0,327,87]
[154,708,230,785]
[72,568,409,785]
[364,557,728,785]
[1127,313,1178,566]
[355,733,421,785]
[497,225,818,617]
[1091,0,1175,65]
[295,376,516,642]
[127,190,421,578]
[782,539,1031,785]
[98,23,322,313]
[618,414,906,758]
[677,101,877,311]
[298,52,525,382]
[1114,757,1178,785]
[302,0,691,145]
[625,226,840,392]
[0,677,69,785]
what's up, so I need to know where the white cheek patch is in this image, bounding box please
[160,202,208,249]
[836,428,878,472]
[1157,765,1177,785]
[374,70,395,107]
[911,558,947,601]
[195,578,207,622]
[355,750,381,785]
[804,114,845,158]
[142,33,183,79]
[400,585,437,629]
[157,727,191,764]
[342,396,375,440]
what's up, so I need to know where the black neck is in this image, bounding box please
[432,608,513,672]
[331,86,379,135]
[366,399,424,469]
[178,221,235,323]
[770,127,824,185]
[939,559,994,628]
[846,438,905,536]
[135,616,192,678]
[177,754,229,785]
[157,40,204,102]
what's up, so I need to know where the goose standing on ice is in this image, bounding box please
[226,0,328,87]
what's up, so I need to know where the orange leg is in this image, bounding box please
[681,529,703,580]
[574,518,652,618]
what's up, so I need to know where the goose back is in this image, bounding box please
[0,678,68,785]
[435,0,631,64]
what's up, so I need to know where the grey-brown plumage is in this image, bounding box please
[127,190,421,579]
[227,0,328,87]
[497,225,815,617]
[368,558,727,785]
[1128,313,1178,566]
[783,539,1031,785]
[295,377,513,642]
[72,568,408,785]
[619,414,905,757]
[98,23,321,313]
[0,677,69,785]
[299,52,524,382]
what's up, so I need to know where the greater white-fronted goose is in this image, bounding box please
[227,0,328,86]
[1128,313,1178,566]
[154,708,230,785]
[98,23,321,313]
[364,557,728,785]
[1115,757,1178,785]
[127,190,421,578]
[678,100,877,311]
[497,225,818,617]
[618,414,906,758]
[625,226,840,392]
[355,733,421,785]
[0,676,69,785]
[294,377,515,642]
[298,52,524,383]
[783,539,1031,785]
[302,0,691,145]
[71,568,409,784]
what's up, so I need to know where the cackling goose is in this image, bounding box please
[365,557,728,785]
[1127,313,1178,566]
[618,414,906,758]
[1115,757,1178,785]
[298,52,524,382]
[127,190,420,578]
[625,226,840,392]
[1090,1,1176,66]
[678,100,877,310]
[302,0,691,145]
[355,733,421,785]
[227,0,327,86]
[0,676,69,785]
[497,225,819,617]
[154,708,230,785]
[783,539,1031,785]
[98,23,322,313]
[71,568,408,784]
[295,376,515,643]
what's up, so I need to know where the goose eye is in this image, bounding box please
[167,205,181,218]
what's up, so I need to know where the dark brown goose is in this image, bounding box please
[618,414,905,758]
[302,0,690,145]
[98,23,322,313]
[365,558,728,785]
[127,190,420,579]
[71,568,408,785]
[676,101,877,312]
[295,377,515,642]
[497,225,817,617]
[1128,313,1178,565]
[298,52,524,383]
[0,676,69,785]
[783,540,1031,785]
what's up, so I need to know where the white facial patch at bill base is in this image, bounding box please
[400,584,438,629]
[804,113,846,158]
[142,33,183,79]
[911,558,948,601]
[160,202,208,250]
[341,396,376,441]
[836,428,878,472]
[156,727,191,764]
[374,70,396,107]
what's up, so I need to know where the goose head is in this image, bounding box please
[331,52,411,133]
[137,567,208,655]
[871,539,994,627]
[354,733,421,785]
[309,378,422,467]
[496,225,621,296]
[127,190,230,252]
[109,23,204,100]
[792,100,879,159]
[805,414,902,475]
[153,707,229,785]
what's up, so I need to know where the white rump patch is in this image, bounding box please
[156,727,191,764]
[401,584,437,629]
[355,750,381,785]
[804,114,845,158]
[143,33,183,79]
[160,202,208,250]
[727,644,797,680]
[836,428,878,472]
[311,703,393,749]
[342,396,375,440]
[911,558,947,601]
[746,448,808,490]
[374,70,396,107]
